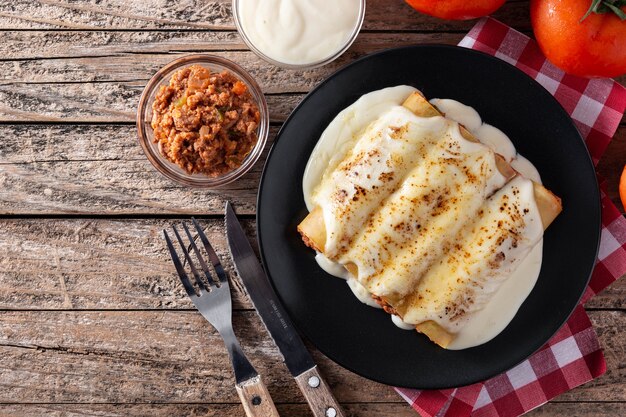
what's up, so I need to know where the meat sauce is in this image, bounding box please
[151,64,261,177]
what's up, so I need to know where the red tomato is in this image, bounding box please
[530,0,626,78]
[405,0,506,20]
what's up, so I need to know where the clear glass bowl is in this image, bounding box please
[136,54,269,188]
[232,0,366,70]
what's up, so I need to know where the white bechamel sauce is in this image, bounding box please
[303,85,417,211]
[236,0,362,66]
[430,99,482,131]
[303,86,544,349]
[347,278,382,309]
[448,242,543,349]
[315,252,350,280]
[314,106,506,264]
[316,252,381,308]
[512,155,541,183]
[398,176,544,344]
[475,124,517,162]
[432,98,517,162]
[392,314,416,330]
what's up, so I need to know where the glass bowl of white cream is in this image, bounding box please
[232,0,366,69]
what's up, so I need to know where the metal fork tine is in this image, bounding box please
[171,225,205,292]
[163,221,260,391]
[192,217,229,284]
[163,230,196,298]
[182,222,216,288]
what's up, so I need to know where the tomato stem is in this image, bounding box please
[581,0,626,22]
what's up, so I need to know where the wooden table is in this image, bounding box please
[0,1,624,416]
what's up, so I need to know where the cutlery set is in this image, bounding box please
[164,203,344,417]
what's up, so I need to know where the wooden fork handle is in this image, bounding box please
[235,375,280,417]
[295,366,345,417]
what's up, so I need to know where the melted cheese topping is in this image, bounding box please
[329,111,506,299]
[313,106,507,264]
[396,176,543,333]
[303,86,544,349]
[304,85,418,210]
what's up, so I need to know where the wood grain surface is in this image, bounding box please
[0,1,624,416]
[294,367,346,417]
[0,310,624,403]
[235,375,281,417]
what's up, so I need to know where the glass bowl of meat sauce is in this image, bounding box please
[232,0,366,69]
[137,54,269,187]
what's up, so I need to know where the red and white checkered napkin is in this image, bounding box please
[396,17,626,417]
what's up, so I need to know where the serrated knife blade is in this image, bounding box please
[225,202,345,417]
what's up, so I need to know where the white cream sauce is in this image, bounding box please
[448,242,543,349]
[316,252,382,308]
[302,86,544,349]
[392,314,416,330]
[315,252,349,280]
[432,98,517,162]
[347,278,382,309]
[397,176,543,344]
[236,0,362,66]
[303,86,417,210]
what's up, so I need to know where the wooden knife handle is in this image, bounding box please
[295,366,345,417]
[235,375,280,417]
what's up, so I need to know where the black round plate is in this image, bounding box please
[257,45,600,389]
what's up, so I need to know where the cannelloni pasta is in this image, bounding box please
[298,90,562,348]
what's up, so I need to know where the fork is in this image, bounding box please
[163,218,280,417]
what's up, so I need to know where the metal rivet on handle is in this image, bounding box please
[326,407,337,417]
[307,376,320,388]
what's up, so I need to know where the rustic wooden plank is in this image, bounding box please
[0,310,622,404]
[0,52,290,90]
[0,125,143,163]
[0,219,623,311]
[0,403,422,417]
[0,310,401,404]
[0,0,531,31]
[0,218,255,310]
[1,125,625,215]
[526,403,626,417]
[0,82,303,123]
[0,31,466,61]
[0,158,259,215]
[0,30,245,60]
[0,124,276,215]
[0,402,623,417]
[0,0,232,30]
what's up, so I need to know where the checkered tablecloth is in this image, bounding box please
[396,17,626,417]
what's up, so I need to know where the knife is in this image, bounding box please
[225,202,345,417]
